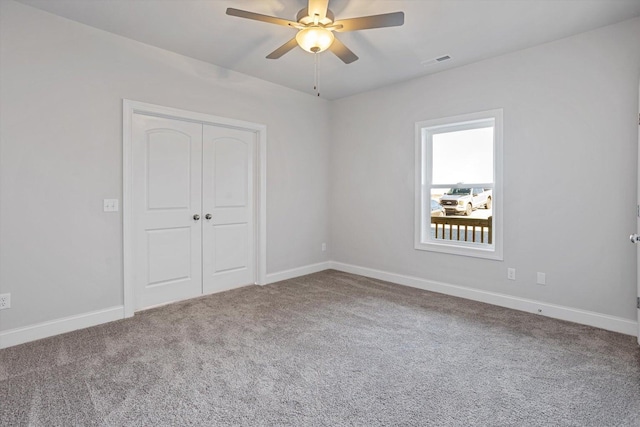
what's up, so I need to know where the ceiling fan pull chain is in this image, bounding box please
[314,52,320,97]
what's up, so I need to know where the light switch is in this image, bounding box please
[103,199,119,212]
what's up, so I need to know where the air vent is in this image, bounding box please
[421,54,452,67]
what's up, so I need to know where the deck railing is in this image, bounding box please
[431,216,492,244]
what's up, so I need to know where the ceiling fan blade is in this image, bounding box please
[308,0,329,20]
[329,37,358,64]
[334,11,404,32]
[266,38,299,59]
[226,8,298,27]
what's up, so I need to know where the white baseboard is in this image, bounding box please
[2,261,635,349]
[330,261,638,336]
[264,261,332,285]
[0,259,333,349]
[0,306,124,349]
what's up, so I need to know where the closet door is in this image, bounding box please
[202,125,256,293]
[132,114,203,310]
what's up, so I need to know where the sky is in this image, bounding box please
[430,126,493,185]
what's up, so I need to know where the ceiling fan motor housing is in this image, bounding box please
[296,8,335,25]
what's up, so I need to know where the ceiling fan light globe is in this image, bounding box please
[296,27,335,53]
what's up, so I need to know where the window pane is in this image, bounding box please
[432,127,493,185]
[428,188,493,246]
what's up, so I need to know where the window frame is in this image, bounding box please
[414,109,503,260]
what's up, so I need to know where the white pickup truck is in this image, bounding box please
[439,188,492,216]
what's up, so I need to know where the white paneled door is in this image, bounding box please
[132,114,256,311]
[203,125,255,293]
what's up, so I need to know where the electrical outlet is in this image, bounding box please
[0,293,10,310]
[321,243,327,252]
[507,268,516,281]
[103,199,119,212]
[537,272,546,285]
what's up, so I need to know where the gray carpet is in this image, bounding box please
[1,270,639,426]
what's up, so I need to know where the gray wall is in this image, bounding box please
[0,1,331,331]
[330,17,640,320]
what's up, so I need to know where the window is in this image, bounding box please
[415,109,503,260]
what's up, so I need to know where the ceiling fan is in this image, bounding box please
[226,0,405,64]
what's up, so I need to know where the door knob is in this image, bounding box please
[630,234,640,243]
[193,214,200,221]
[205,214,212,220]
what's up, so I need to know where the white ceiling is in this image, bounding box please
[16,0,640,100]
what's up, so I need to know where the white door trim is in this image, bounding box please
[637,82,640,345]
[122,99,267,318]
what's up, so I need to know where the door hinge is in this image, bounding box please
[637,297,640,309]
